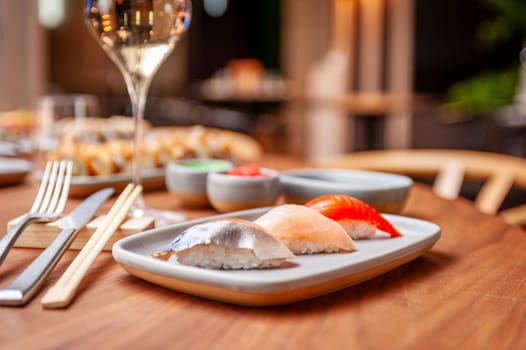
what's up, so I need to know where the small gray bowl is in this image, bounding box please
[280,168,413,213]
[165,158,234,207]
[207,168,280,213]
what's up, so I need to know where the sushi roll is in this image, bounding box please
[254,204,356,254]
[305,195,402,239]
[152,218,295,269]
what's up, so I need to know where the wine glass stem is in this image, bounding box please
[123,73,153,215]
[124,74,153,187]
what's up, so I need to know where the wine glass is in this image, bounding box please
[84,0,191,219]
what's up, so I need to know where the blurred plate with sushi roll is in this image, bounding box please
[280,169,413,214]
[42,120,263,197]
[0,157,32,186]
[112,206,440,306]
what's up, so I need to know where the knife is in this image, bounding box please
[0,187,114,306]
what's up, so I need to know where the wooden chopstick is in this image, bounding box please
[41,183,142,309]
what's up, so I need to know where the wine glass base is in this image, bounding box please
[145,208,186,228]
[130,196,186,228]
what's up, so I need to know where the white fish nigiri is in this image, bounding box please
[254,205,356,254]
[152,218,295,269]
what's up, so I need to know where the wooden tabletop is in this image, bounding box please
[0,154,525,349]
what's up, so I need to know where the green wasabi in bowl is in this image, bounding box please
[178,160,233,172]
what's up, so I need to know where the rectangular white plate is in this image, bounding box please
[112,208,441,306]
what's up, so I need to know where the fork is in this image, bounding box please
[0,160,73,266]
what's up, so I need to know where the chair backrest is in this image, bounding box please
[320,149,526,226]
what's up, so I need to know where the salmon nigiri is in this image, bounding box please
[305,195,402,239]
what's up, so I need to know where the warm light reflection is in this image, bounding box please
[117,29,129,41]
[102,14,112,33]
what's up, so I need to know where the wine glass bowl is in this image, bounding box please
[84,0,191,220]
[85,0,191,80]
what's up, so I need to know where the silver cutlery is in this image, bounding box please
[0,160,73,266]
[0,187,114,306]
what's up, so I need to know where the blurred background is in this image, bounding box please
[1,0,525,159]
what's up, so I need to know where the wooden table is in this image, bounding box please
[0,155,525,349]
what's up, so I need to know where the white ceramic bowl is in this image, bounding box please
[165,158,233,207]
[280,168,413,213]
[206,168,280,212]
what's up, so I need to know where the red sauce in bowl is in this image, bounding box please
[227,163,266,177]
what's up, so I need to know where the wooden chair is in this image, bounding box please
[320,149,526,226]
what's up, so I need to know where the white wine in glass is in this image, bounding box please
[84,0,191,218]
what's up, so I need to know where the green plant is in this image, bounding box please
[445,65,520,116]
[444,0,526,117]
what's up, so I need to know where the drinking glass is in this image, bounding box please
[84,0,191,218]
[34,94,100,166]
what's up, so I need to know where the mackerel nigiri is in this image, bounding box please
[153,218,295,269]
[305,195,402,239]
